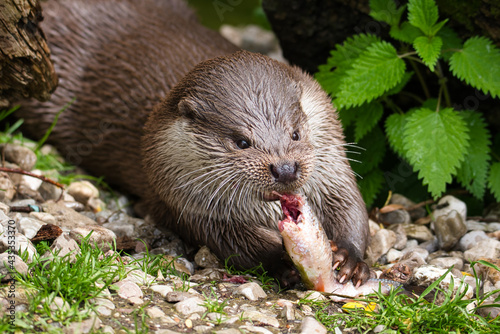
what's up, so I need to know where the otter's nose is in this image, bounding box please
[270,162,299,184]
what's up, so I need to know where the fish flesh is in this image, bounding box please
[278,193,400,301]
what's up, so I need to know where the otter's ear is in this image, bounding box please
[178,97,197,118]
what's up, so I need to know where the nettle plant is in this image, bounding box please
[315,0,500,207]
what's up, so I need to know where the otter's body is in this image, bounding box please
[20,0,370,283]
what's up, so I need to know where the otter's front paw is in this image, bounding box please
[330,241,370,288]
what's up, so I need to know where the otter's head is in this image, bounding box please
[143,51,334,219]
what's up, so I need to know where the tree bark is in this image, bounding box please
[0,0,57,108]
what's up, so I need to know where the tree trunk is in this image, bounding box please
[0,0,57,108]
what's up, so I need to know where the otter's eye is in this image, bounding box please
[292,131,300,141]
[236,139,250,149]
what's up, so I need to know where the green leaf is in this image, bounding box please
[384,71,414,96]
[403,108,470,198]
[413,35,442,71]
[408,0,439,36]
[354,101,384,142]
[316,34,381,96]
[429,19,448,36]
[385,112,408,157]
[390,21,424,44]
[438,25,462,61]
[350,126,386,176]
[449,36,500,98]
[337,106,357,128]
[456,110,491,199]
[358,168,385,208]
[488,162,500,202]
[335,41,406,108]
[369,0,406,27]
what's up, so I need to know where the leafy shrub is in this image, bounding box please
[315,0,500,207]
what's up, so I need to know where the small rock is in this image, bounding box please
[67,181,99,204]
[102,221,135,238]
[243,310,280,328]
[70,225,116,252]
[433,195,467,223]
[17,216,43,239]
[150,284,173,298]
[42,200,99,230]
[0,173,16,202]
[368,218,380,236]
[194,246,222,268]
[419,237,439,253]
[463,238,500,262]
[93,298,115,317]
[388,224,408,250]
[277,299,296,321]
[300,316,327,334]
[175,297,207,315]
[63,315,101,334]
[402,224,434,242]
[458,231,490,251]
[29,212,57,225]
[401,247,429,262]
[386,248,402,263]
[0,144,37,171]
[114,279,143,299]
[166,291,195,303]
[379,209,411,225]
[240,325,274,334]
[296,291,327,302]
[0,253,28,281]
[0,233,37,263]
[125,269,155,286]
[413,265,474,302]
[234,282,267,301]
[38,182,63,201]
[22,169,43,191]
[43,233,81,262]
[365,229,397,265]
[429,257,464,270]
[434,210,467,250]
[128,296,144,305]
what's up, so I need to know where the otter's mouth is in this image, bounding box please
[278,193,304,231]
[262,191,282,201]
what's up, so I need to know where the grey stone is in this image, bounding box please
[401,247,429,263]
[29,212,57,224]
[0,173,15,202]
[63,315,101,334]
[429,257,464,270]
[166,291,195,303]
[300,316,327,334]
[365,229,397,265]
[114,279,143,299]
[67,181,99,204]
[379,209,411,225]
[239,325,274,334]
[0,144,37,171]
[234,282,267,301]
[194,246,222,268]
[386,248,403,263]
[419,237,439,253]
[43,233,81,262]
[464,238,500,262]
[402,224,434,242]
[413,265,474,302]
[388,224,408,250]
[69,225,116,252]
[102,221,135,238]
[243,310,280,328]
[146,306,166,318]
[433,195,467,223]
[17,216,43,239]
[42,200,98,231]
[38,182,63,201]
[0,232,37,263]
[125,269,156,286]
[434,210,467,250]
[150,284,173,298]
[458,231,490,251]
[175,297,207,315]
[0,253,28,281]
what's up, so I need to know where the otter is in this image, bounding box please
[18,0,370,285]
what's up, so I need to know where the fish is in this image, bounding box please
[278,193,400,302]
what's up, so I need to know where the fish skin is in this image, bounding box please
[279,194,401,301]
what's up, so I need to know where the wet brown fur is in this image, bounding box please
[19,0,369,280]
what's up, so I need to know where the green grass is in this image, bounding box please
[224,255,278,290]
[299,261,500,333]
